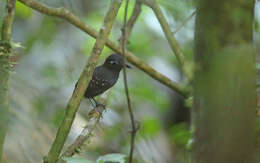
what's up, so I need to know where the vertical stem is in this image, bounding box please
[1,0,16,41]
[0,0,16,162]
[0,52,10,162]
[121,0,137,162]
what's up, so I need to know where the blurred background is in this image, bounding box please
[1,0,260,162]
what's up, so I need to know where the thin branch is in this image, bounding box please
[125,0,142,39]
[61,92,110,158]
[18,0,190,97]
[141,0,193,81]
[121,0,137,163]
[119,0,142,42]
[0,0,16,161]
[44,1,122,163]
[173,11,196,34]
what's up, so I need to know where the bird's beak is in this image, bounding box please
[126,64,131,68]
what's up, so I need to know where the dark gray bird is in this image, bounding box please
[83,53,131,106]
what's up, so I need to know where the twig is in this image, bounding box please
[141,0,193,81]
[18,0,190,97]
[125,0,142,40]
[61,92,110,158]
[44,1,122,163]
[121,0,138,163]
[173,11,196,34]
[0,0,16,161]
[119,0,142,42]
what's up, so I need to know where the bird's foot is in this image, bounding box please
[95,103,106,117]
[88,98,106,118]
[88,107,104,119]
[91,98,106,108]
[88,103,106,118]
[96,102,106,108]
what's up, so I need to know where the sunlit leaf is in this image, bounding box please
[63,157,93,163]
[141,117,161,136]
[16,1,32,19]
[169,123,191,149]
[96,153,126,163]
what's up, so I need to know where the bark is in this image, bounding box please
[192,0,257,163]
[0,43,10,161]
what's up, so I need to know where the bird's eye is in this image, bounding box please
[109,60,116,65]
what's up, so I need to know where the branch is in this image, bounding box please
[119,0,142,42]
[173,11,196,34]
[44,1,122,162]
[121,0,138,163]
[18,0,190,97]
[0,0,16,160]
[141,0,193,81]
[61,92,110,158]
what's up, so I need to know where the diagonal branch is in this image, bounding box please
[61,92,110,158]
[119,0,142,42]
[44,0,122,163]
[18,0,190,97]
[173,11,196,34]
[141,0,193,81]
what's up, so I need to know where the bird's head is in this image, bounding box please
[104,54,131,70]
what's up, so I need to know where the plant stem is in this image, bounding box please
[0,0,16,161]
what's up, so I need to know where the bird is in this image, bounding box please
[81,53,131,106]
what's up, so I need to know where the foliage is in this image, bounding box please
[97,153,127,163]
[64,153,126,163]
[169,123,191,149]
[63,157,93,163]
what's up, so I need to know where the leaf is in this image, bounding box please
[63,157,93,163]
[256,62,260,69]
[169,123,192,150]
[11,41,25,49]
[96,153,126,163]
[184,96,193,108]
[16,1,32,19]
[141,117,161,136]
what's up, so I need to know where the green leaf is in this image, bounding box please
[256,62,260,69]
[63,157,93,163]
[11,41,25,49]
[16,1,32,19]
[96,153,126,163]
[169,123,191,149]
[141,117,161,136]
[184,96,193,108]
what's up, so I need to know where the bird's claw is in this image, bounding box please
[89,103,105,118]
[96,103,106,108]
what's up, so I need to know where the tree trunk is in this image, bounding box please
[192,0,257,163]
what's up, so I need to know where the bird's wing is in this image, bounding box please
[84,67,113,98]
